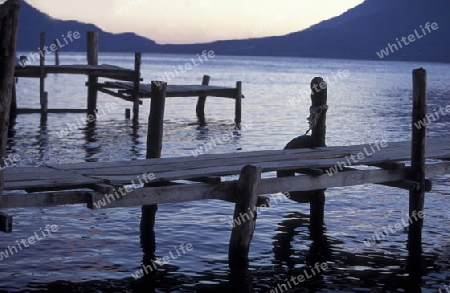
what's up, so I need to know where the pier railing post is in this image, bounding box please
[195,75,210,128]
[39,32,47,117]
[140,81,166,262]
[229,164,261,269]
[408,68,427,257]
[86,31,98,118]
[234,81,242,129]
[132,52,141,123]
[309,77,327,234]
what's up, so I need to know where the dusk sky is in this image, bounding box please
[25,0,364,44]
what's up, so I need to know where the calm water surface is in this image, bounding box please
[1,53,450,292]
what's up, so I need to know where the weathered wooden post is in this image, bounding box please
[54,39,60,66]
[195,75,210,128]
[309,77,327,148]
[229,164,261,269]
[132,52,141,122]
[9,82,17,129]
[408,68,427,258]
[39,32,47,117]
[276,77,328,235]
[86,31,98,118]
[146,81,166,158]
[234,81,242,129]
[140,81,166,263]
[0,0,20,231]
[309,77,327,234]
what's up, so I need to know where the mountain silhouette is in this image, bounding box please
[17,0,450,62]
[17,1,158,53]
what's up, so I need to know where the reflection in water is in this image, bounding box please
[3,55,450,292]
[32,116,49,161]
[272,211,331,270]
[193,120,243,155]
[128,119,141,158]
[407,226,426,292]
[83,120,101,162]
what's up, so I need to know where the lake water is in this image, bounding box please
[1,53,450,292]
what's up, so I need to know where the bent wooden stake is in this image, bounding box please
[195,75,210,128]
[229,164,261,269]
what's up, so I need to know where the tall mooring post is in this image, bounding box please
[140,81,167,264]
[408,68,430,282]
[309,77,328,235]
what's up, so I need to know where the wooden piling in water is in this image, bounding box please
[132,52,141,122]
[54,39,60,66]
[39,32,47,116]
[9,82,17,129]
[309,77,328,234]
[86,31,98,118]
[196,75,210,127]
[0,212,12,233]
[229,164,261,269]
[0,0,20,199]
[146,81,167,158]
[408,68,427,257]
[234,81,242,129]
[141,81,167,261]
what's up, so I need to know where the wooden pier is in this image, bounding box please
[1,0,448,276]
[2,68,450,269]
[13,31,243,126]
[2,136,449,207]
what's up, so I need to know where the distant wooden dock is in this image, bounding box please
[13,31,243,127]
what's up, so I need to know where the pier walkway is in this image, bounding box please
[2,136,450,209]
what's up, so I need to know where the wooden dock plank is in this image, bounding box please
[1,161,449,210]
[2,137,449,207]
[15,64,136,81]
[4,167,103,190]
[1,191,90,208]
[47,138,450,181]
[16,108,87,114]
[101,81,239,98]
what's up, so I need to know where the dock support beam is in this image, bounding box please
[132,52,141,123]
[195,75,210,128]
[234,81,242,129]
[39,32,47,118]
[140,81,167,264]
[408,68,427,259]
[229,165,261,269]
[86,31,98,119]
